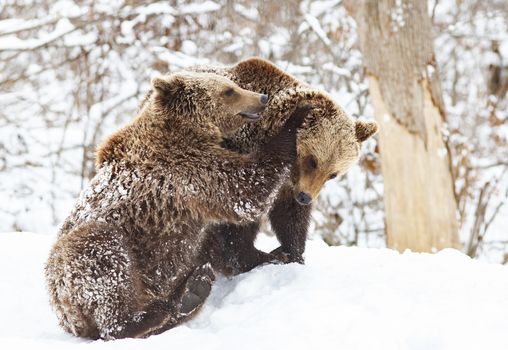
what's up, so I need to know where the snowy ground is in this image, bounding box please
[1,232,508,350]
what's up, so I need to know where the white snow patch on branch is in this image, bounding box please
[0,18,75,51]
[179,1,221,15]
[302,14,332,47]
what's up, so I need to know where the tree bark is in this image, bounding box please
[345,0,461,252]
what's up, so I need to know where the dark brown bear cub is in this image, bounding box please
[190,58,378,274]
[45,70,310,340]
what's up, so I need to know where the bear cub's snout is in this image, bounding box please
[239,93,269,122]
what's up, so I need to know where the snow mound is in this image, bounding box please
[1,232,508,350]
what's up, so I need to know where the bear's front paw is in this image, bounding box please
[269,246,304,265]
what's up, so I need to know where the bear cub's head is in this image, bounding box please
[151,71,268,136]
[293,93,378,206]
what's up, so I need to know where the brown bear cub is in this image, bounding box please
[188,58,379,274]
[45,70,311,340]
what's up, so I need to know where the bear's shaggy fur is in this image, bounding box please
[187,58,379,273]
[45,71,310,340]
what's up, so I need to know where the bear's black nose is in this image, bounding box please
[296,192,312,205]
[260,94,269,105]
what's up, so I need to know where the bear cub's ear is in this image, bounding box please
[355,119,378,142]
[151,75,184,99]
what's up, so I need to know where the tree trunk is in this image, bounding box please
[345,0,461,252]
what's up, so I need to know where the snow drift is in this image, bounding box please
[1,232,508,350]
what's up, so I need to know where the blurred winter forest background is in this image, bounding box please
[1,0,507,262]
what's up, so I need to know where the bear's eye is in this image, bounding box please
[304,155,317,171]
[328,173,338,180]
[224,88,235,97]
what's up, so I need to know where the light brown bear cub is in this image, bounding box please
[45,71,310,340]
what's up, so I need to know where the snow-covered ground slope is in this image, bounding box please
[1,232,508,350]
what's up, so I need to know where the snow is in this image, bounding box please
[302,14,332,47]
[0,16,58,36]
[390,0,406,32]
[0,18,76,51]
[2,232,508,349]
[179,1,221,15]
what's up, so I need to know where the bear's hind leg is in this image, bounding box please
[137,263,216,338]
[113,263,215,339]
[46,222,176,340]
